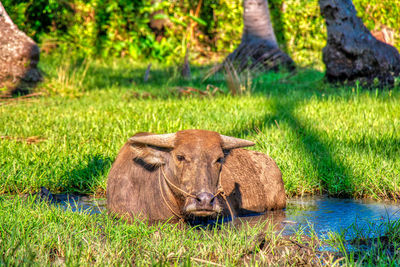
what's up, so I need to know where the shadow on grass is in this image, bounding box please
[40,56,225,94]
[62,155,113,194]
[225,97,356,196]
[225,70,358,196]
[224,69,400,197]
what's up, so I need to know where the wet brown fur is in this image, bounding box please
[221,149,286,214]
[106,130,286,222]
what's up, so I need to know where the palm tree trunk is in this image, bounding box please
[227,0,294,73]
[0,1,42,96]
[319,0,400,86]
[241,0,277,46]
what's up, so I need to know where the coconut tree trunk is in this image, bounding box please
[0,1,41,96]
[149,0,167,41]
[319,0,400,86]
[226,0,294,73]
[241,0,277,46]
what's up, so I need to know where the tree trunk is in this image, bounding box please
[319,0,400,86]
[0,1,42,96]
[225,0,294,73]
[149,0,167,42]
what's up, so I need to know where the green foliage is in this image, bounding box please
[1,0,74,38]
[2,0,400,69]
[269,0,327,68]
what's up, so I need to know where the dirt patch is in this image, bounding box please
[0,92,45,105]
[242,233,344,266]
[0,135,46,144]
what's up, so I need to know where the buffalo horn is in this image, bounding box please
[128,133,176,148]
[220,135,255,149]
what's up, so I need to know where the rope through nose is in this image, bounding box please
[158,168,182,219]
[216,170,235,222]
[160,167,197,199]
[160,166,235,222]
[214,188,235,222]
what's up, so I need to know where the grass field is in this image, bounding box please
[0,195,344,266]
[1,56,399,199]
[1,56,400,265]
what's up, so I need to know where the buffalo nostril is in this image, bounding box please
[195,192,214,206]
[210,197,215,205]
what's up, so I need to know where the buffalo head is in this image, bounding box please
[128,129,254,218]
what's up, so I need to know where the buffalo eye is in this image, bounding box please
[215,157,225,164]
[176,155,186,162]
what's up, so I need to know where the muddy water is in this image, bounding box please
[284,197,400,239]
[52,194,106,214]
[56,195,400,239]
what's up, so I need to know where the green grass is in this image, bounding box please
[3,195,400,266]
[4,195,400,266]
[327,215,400,266]
[1,55,400,265]
[1,56,399,199]
[0,195,343,266]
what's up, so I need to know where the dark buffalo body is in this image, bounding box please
[107,129,285,222]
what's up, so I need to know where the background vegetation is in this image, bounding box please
[3,0,400,67]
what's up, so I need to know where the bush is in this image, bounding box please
[2,0,399,67]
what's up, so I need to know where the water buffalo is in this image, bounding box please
[106,129,285,222]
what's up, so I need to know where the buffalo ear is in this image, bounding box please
[220,135,255,150]
[128,133,175,167]
[129,143,170,167]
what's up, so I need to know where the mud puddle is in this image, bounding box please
[284,196,400,240]
[42,187,400,242]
